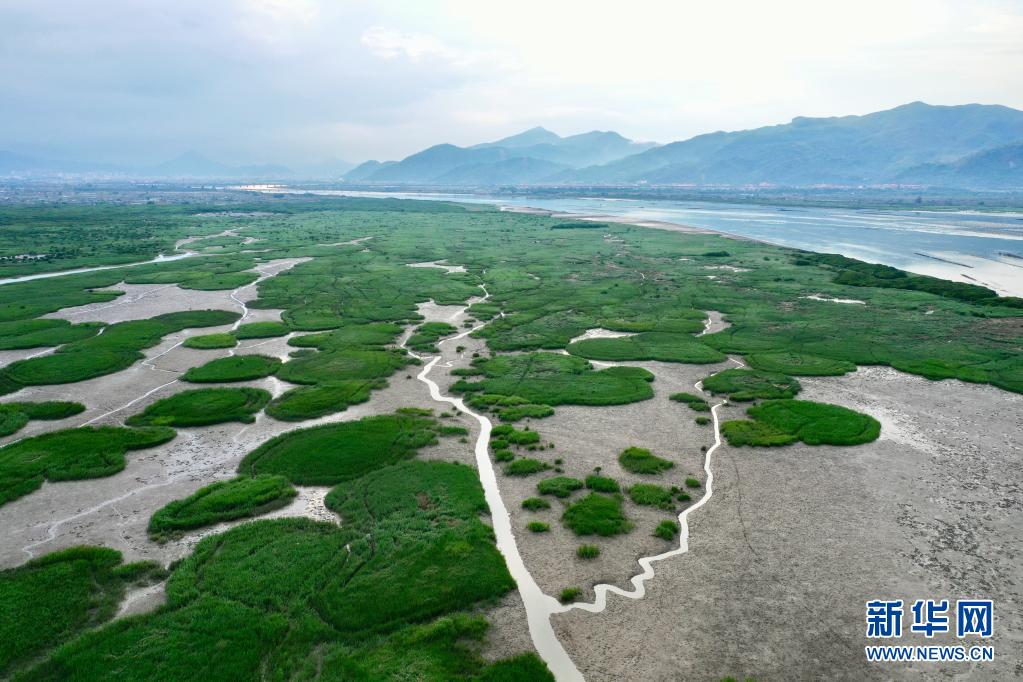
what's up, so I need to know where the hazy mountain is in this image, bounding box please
[566,102,1023,186]
[344,160,398,182]
[350,128,658,184]
[897,141,1023,189]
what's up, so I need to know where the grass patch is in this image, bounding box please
[0,401,84,437]
[239,411,444,485]
[722,399,881,446]
[563,493,632,536]
[576,544,600,559]
[654,520,680,540]
[537,476,584,498]
[493,449,515,462]
[585,474,620,493]
[504,458,550,476]
[407,322,457,352]
[685,477,702,488]
[232,321,289,339]
[701,368,801,401]
[126,387,270,427]
[497,403,554,421]
[628,483,675,510]
[0,426,175,507]
[453,352,654,406]
[695,416,711,425]
[148,475,296,541]
[568,332,725,364]
[559,587,582,603]
[521,497,551,511]
[618,446,674,474]
[183,354,281,383]
[183,333,237,349]
[746,350,855,376]
[527,521,550,533]
[669,391,710,411]
[265,381,378,421]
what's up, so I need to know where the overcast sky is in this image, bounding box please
[2,0,1021,166]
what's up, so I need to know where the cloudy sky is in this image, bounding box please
[2,0,1021,166]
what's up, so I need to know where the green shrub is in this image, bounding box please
[628,484,675,510]
[493,449,515,462]
[695,416,711,425]
[702,368,801,401]
[498,404,554,422]
[527,521,550,533]
[183,355,281,383]
[653,520,680,540]
[148,475,296,541]
[559,587,582,603]
[537,476,584,498]
[183,333,237,349]
[562,493,632,536]
[584,474,620,493]
[126,388,270,427]
[618,446,674,474]
[669,391,710,411]
[504,458,550,476]
[576,544,600,559]
[685,477,702,489]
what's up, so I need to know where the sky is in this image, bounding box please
[1,0,1022,167]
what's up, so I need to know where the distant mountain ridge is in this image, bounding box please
[350,127,658,184]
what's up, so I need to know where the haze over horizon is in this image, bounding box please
[2,0,1022,167]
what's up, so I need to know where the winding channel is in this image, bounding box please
[408,285,742,681]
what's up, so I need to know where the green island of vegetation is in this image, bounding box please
[562,493,633,536]
[126,387,270,427]
[0,425,175,507]
[619,446,675,474]
[537,475,584,498]
[701,368,802,401]
[407,321,458,352]
[722,399,882,447]
[182,354,282,383]
[0,401,84,437]
[628,483,675,510]
[568,331,726,364]
[669,391,710,411]
[232,321,290,339]
[148,474,297,541]
[182,332,237,349]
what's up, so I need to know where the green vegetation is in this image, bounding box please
[504,458,550,476]
[576,544,600,559]
[618,446,674,474]
[0,425,174,507]
[568,332,725,364]
[0,310,239,393]
[559,587,582,603]
[148,475,296,541]
[585,474,620,493]
[265,382,377,421]
[745,351,855,376]
[669,391,710,411]
[628,483,675,510]
[492,423,541,446]
[126,387,270,427]
[0,546,164,677]
[695,416,711,425]
[685,477,702,488]
[232,321,289,339]
[722,399,881,447]
[521,497,550,511]
[654,520,681,541]
[239,411,447,485]
[498,403,554,421]
[183,354,282,383]
[562,493,633,536]
[453,352,654,406]
[527,521,550,533]
[701,368,801,401]
[493,448,515,462]
[0,401,84,437]
[537,476,584,498]
[183,333,237,349]
[407,322,458,352]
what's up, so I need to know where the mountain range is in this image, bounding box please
[2,102,1021,188]
[346,102,1023,189]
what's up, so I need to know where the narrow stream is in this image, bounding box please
[0,252,195,287]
